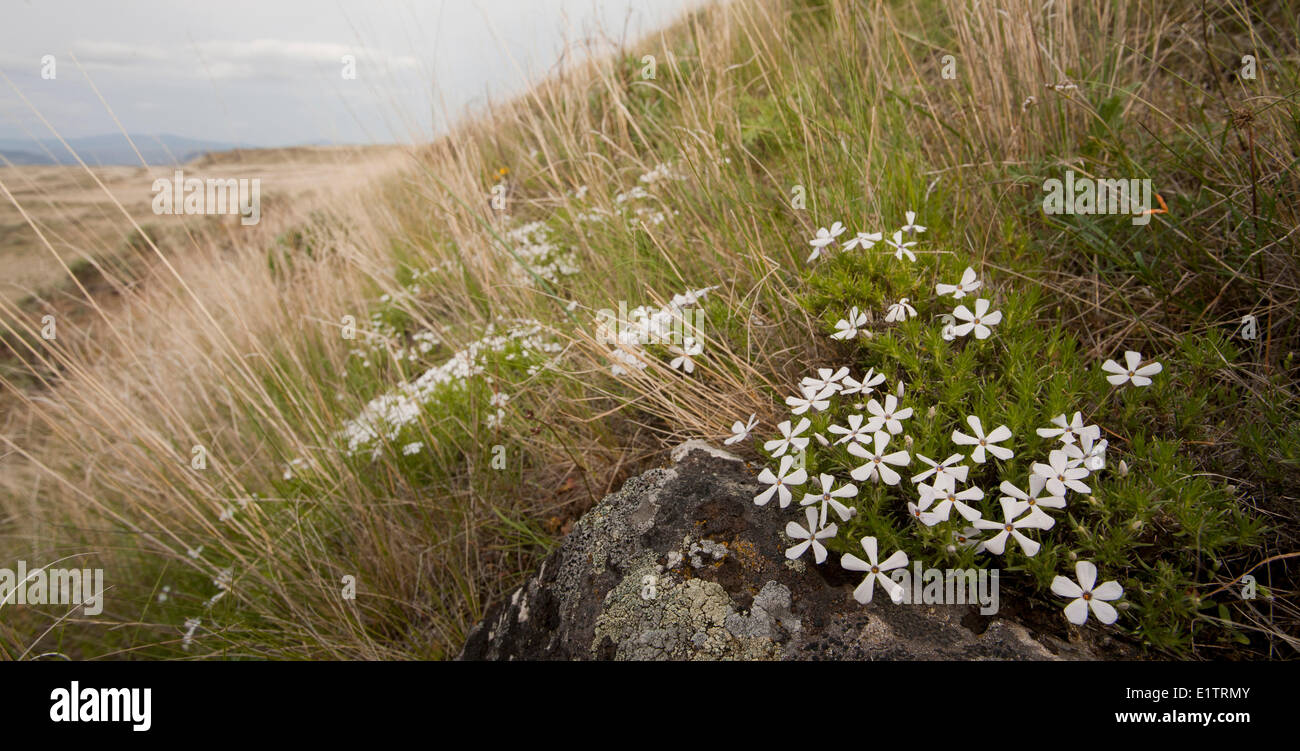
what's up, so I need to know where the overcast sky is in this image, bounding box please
[0,0,701,147]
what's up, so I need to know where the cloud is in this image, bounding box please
[191,39,420,80]
[71,40,170,66]
[47,39,419,82]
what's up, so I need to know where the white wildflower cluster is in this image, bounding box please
[573,163,683,228]
[504,220,581,288]
[819,212,1003,342]
[338,319,560,456]
[807,210,926,265]
[345,285,451,371]
[729,214,1165,625]
[486,391,510,429]
[638,162,682,185]
[596,286,718,376]
[392,331,441,364]
[748,365,1134,621]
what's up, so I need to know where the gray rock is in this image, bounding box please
[457,442,1103,660]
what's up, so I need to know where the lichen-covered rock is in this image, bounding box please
[457,440,1103,660]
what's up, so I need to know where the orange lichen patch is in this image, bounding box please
[729,538,763,572]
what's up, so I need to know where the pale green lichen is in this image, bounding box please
[591,553,786,660]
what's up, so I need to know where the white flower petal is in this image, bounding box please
[786,540,812,560]
[1090,599,1119,624]
[840,552,870,572]
[1051,575,1083,599]
[1075,560,1098,592]
[1092,581,1124,601]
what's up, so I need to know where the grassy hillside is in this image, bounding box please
[1,0,1296,659]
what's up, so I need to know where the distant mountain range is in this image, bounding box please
[0,133,257,167]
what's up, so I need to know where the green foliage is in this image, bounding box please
[764,204,1268,653]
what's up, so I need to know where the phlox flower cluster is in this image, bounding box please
[596,286,718,376]
[338,319,560,456]
[726,213,1164,625]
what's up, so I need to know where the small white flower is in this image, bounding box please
[800,473,858,527]
[1032,449,1091,497]
[785,507,838,564]
[900,210,927,235]
[489,392,510,408]
[911,453,970,485]
[1036,411,1100,445]
[951,415,1014,463]
[1051,560,1124,625]
[841,230,882,251]
[841,537,909,603]
[181,617,202,651]
[864,394,913,435]
[907,494,934,523]
[764,418,811,457]
[998,475,1066,529]
[800,367,849,394]
[402,441,424,456]
[807,222,846,262]
[754,454,808,508]
[973,498,1051,556]
[948,527,986,554]
[847,431,911,485]
[831,307,869,340]
[886,230,917,262]
[951,298,1002,339]
[1101,350,1163,387]
[935,267,981,298]
[884,298,917,323]
[839,368,886,397]
[724,414,759,445]
[786,384,836,414]
[923,479,985,524]
[1063,433,1109,472]
[669,338,703,373]
[827,414,873,446]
